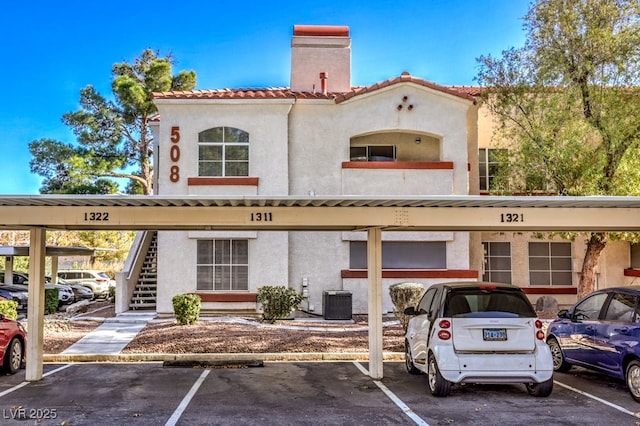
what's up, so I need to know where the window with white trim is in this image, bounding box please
[349,241,446,269]
[528,242,572,286]
[482,242,512,284]
[198,127,249,176]
[197,240,248,291]
[479,148,506,191]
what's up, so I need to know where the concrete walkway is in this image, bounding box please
[51,310,403,363]
[61,311,156,355]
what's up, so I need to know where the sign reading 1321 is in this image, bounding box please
[500,212,524,223]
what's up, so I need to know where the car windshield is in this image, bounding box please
[444,288,536,318]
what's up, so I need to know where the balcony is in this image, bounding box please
[341,161,454,195]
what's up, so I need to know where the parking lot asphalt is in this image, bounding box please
[1,361,640,425]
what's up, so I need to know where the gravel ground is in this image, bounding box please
[40,302,405,354]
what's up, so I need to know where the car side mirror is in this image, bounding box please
[573,313,587,321]
[557,309,569,319]
[404,306,416,316]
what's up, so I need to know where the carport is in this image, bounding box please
[0,245,95,285]
[1,194,640,382]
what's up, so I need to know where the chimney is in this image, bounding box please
[319,72,328,94]
[290,25,351,93]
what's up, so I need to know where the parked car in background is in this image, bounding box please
[0,271,29,286]
[67,282,94,300]
[404,281,553,397]
[0,285,28,312]
[0,313,26,374]
[546,286,640,402]
[0,272,74,306]
[57,270,111,298]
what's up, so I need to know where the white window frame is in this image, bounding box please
[528,242,573,286]
[197,239,248,291]
[482,241,512,284]
[198,127,249,177]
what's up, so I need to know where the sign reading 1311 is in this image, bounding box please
[250,212,273,222]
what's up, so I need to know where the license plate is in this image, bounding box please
[483,328,507,341]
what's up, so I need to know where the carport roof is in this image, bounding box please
[1,194,640,208]
[0,246,95,257]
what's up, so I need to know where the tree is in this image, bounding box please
[29,49,196,195]
[476,0,640,297]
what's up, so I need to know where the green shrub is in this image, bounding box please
[257,285,304,323]
[0,300,18,320]
[108,285,116,302]
[172,293,201,325]
[389,282,425,331]
[44,288,59,315]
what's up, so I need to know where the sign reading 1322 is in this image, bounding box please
[84,212,110,221]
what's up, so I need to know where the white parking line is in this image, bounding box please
[554,380,640,418]
[164,369,210,426]
[0,364,73,398]
[353,362,429,426]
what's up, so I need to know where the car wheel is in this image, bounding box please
[404,340,421,375]
[427,353,451,397]
[525,378,553,397]
[626,360,640,402]
[2,338,23,375]
[547,337,572,373]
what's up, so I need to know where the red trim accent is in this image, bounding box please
[341,269,478,279]
[341,161,454,170]
[625,269,640,277]
[293,25,349,37]
[521,287,577,295]
[196,293,258,302]
[187,177,259,186]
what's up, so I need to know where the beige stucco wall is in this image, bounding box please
[156,230,289,315]
[153,83,477,315]
[155,101,294,196]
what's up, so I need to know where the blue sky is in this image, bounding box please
[0,0,529,194]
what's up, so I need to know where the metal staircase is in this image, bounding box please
[129,231,157,310]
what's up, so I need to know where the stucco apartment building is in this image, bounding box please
[146,25,639,317]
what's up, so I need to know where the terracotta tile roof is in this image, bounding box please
[333,72,478,103]
[151,88,333,100]
[151,73,481,103]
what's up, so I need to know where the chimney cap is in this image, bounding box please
[293,25,349,37]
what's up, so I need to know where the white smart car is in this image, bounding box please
[404,281,553,397]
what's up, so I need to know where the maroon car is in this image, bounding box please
[0,314,26,374]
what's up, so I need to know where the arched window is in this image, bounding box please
[198,127,249,176]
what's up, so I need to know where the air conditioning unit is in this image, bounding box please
[323,290,352,320]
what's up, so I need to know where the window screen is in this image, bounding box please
[197,239,248,291]
[482,242,512,284]
[349,241,446,269]
[528,242,572,286]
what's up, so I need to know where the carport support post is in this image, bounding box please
[367,227,383,380]
[26,227,46,381]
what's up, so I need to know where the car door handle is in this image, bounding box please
[614,327,630,333]
[585,325,595,331]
